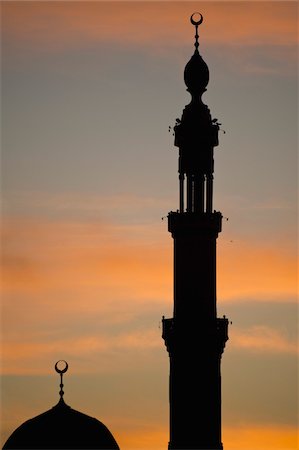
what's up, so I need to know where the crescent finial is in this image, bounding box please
[190,13,203,51]
[190,12,203,26]
[55,360,68,374]
[55,360,68,402]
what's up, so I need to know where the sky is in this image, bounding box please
[1,1,298,449]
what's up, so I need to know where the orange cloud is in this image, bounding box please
[1,328,162,375]
[2,212,296,325]
[3,322,297,376]
[218,240,297,302]
[2,208,297,375]
[223,424,298,450]
[230,325,297,355]
[2,215,172,304]
[2,2,297,53]
[116,424,299,450]
[116,427,168,450]
[2,409,298,450]
[111,423,299,450]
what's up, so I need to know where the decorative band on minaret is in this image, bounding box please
[162,14,229,450]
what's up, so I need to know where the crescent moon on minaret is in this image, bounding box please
[55,360,69,374]
[190,13,203,26]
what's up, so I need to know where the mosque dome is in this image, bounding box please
[2,361,120,450]
[3,400,119,450]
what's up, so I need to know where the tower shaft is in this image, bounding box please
[163,213,228,449]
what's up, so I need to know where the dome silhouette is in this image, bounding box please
[3,361,120,450]
[184,50,209,97]
[3,400,119,450]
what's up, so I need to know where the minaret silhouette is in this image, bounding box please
[162,13,229,450]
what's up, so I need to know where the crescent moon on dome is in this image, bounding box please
[190,13,203,26]
[55,360,69,374]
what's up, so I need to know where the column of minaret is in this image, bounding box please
[179,172,213,213]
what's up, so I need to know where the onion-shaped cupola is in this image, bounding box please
[184,13,209,100]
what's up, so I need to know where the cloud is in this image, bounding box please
[2,216,172,303]
[1,328,162,375]
[230,325,297,355]
[2,2,297,53]
[223,424,298,450]
[3,322,296,376]
[115,423,299,450]
[4,191,172,227]
[116,427,168,450]
[218,240,297,302]
[2,413,298,450]
[116,423,299,450]
[2,192,297,375]
[2,211,296,309]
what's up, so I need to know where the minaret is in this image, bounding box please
[162,13,229,450]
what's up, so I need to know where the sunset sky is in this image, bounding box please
[1,2,298,449]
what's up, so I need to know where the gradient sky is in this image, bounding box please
[1,2,298,450]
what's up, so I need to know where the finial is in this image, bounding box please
[190,13,203,52]
[184,12,209,99]
[55,360,68,402]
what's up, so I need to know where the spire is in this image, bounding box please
[55,360,69,404]
[190,12,202,52]
[184,13,209,100]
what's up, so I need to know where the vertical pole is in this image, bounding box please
[179,173,184,213]
[194,174,204,212]
[187,175,193,212]
[206,174,213,213]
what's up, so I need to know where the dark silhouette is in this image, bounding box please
[162,13,229,450]
[3,361,120,450]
